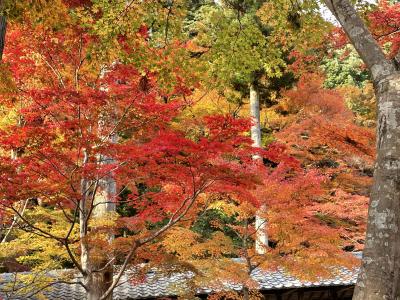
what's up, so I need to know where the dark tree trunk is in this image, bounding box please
[243,286,250,300]
[0,15,6,60]
[321,0,400,299]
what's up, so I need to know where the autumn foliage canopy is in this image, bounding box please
[0,0,380,298]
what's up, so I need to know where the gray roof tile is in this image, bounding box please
[0,253,361,299]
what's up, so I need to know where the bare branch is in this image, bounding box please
[99,180,214,300]
[7,205,64,242]
[1,199,29,243]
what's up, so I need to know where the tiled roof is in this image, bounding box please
[0,253,361,300]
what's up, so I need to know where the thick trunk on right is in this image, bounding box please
[353,73,400,300]
[320,1,400,299]
[250,83,268,254]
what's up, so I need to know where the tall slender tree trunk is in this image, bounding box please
[84,126,117,300]
[89,152,116,300]
[250,82,268,254]
[0,15,5,60]
[81,152,116,300]
[80,110,117,299]
[80,150,93,299]
[250,82,262,152]
[321,0,400,299]
[0,0,6,62]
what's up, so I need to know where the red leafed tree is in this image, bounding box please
[0,22,261,299]
[326,0,400,72]
[327,0,400,57]
[160,141,359,300]
[274,73,374,251]
[250,144,358,275]
[368,0,400,60]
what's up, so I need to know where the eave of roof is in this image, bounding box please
[0,252,362,300]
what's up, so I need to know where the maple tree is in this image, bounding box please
[159,140,359,300]
[268,73,373,250]
[0,5,264,299]
[368,0,400,61]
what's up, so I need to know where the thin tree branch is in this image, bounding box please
[323,0,396,81]
[99,181,213,300]
[1,199,29,243]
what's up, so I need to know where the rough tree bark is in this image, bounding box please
[89,142,117,300]
[80,150,116,299]
[322,0,400,299]
[83,119,117,300]
[250,82,268,255]
[80,150,94,299]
